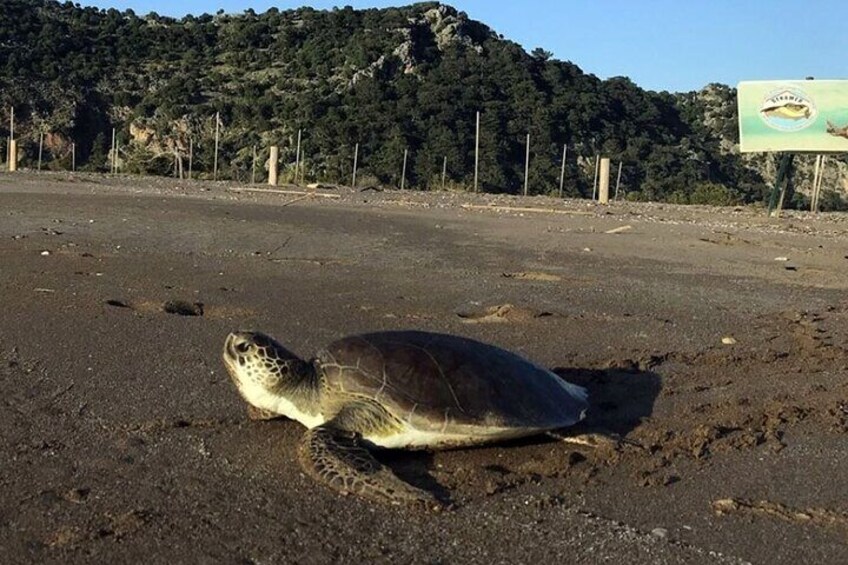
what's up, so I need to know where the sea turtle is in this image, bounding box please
[222,330,592,506]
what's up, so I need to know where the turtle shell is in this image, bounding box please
[317,331,588,432]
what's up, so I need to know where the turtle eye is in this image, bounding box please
[235,341,251,354]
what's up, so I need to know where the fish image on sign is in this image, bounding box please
[759,89,816,131]
[738,80,848,153]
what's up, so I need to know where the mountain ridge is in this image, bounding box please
[0,1,845,208]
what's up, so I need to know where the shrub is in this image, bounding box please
[689,182,741,206]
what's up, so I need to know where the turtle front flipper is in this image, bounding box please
[298,425,439,508]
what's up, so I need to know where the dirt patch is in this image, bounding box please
[456,303,555,323]
[713,498,848,535]
[105,299,253,320]
[501,271,562,281]
[3,174,848,564]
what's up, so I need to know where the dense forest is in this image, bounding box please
[0,1,845,208]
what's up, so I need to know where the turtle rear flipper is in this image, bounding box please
[298,425,439,508]
[547,427,646,452]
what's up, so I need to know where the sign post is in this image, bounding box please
[767,153,794,215]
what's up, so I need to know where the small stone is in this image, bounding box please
[162,300,204,317]
[721,336,737,345]
[40,250,50,256]
[65,487,90,503]
[774,256,789,262]
[651,527,669,538]
[712,498,738,515]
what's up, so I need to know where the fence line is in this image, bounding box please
[2,106,634,200]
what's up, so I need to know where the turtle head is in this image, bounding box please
[223,331,306,410]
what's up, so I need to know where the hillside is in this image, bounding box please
[0,1,845,208]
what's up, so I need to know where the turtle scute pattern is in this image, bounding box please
[319,331,587,430]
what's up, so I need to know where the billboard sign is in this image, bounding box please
[737,80,848,153]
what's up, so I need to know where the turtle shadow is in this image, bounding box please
[551,366,662,437]
[374,450,452,504]
[368,366,662,505]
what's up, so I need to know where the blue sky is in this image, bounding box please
[81,1,848,92]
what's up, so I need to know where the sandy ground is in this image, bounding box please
[1,171,847,564]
